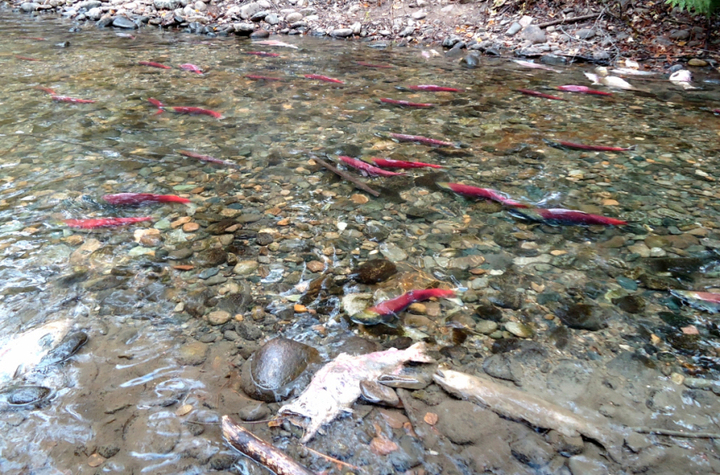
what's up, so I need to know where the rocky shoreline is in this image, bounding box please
[8,0,719,72]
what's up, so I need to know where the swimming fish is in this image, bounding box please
[351,288,456,325]
[34,86,57,95]
[556,85,612,96]
[179,63,203,74]
[338,156,405,177]
[545,139,634,152]
[138,61,172,69]
[51,95,96,104]
[177,150,241,168]
[509,208,627,226]
[407,85,461,92]
[278,342,435,442]
[367,157,443,169]
[380,98,435,108]
[389,133,455,147]
[103,193,190,206]
[670,290,720,313]
[438,182,528,208]
[15,55,40,61]
[304,74,344,84]
[516,89,566,101]
[148,98,223,119]
[64,217,153,229]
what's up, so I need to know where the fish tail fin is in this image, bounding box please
[165,196,191,204]
[147,97,164,108]
[436,182,452,191]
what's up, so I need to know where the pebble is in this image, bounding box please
[233,261,259,275]
[183,222,200,232]
[207,310,231,325]
[176,341,209,366]
[505,321,533,338]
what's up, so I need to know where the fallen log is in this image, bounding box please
[221,415,316,475]
[538,13,602,29]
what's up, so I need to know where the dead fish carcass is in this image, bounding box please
[278,342,435,442]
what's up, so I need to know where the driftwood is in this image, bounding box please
[538,13,601,29]
[310,156,380,197]
[221,415,316,475]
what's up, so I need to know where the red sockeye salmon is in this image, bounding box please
[103,193,190,205]
[438,182,528,208]
[389,133,455,147]
[64,217,153,229]
[139,61,172,69]
[351,289,457,325]
[148,98,223,119]
[380,98,435,108]
[339,156,405,177]
[407,85,461,92]
[516,89,566,101]
[509,208,627,226]
[304,74,344,84]
[368,157,443,169]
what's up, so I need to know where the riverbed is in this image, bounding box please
[1,7,720,475]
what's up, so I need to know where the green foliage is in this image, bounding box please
[665,0,719,17]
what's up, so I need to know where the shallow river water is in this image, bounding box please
[2,6,720,475]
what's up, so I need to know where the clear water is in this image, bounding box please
[1,6,720,474]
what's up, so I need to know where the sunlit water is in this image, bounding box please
[2,6,720,474]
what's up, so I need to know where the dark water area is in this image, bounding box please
[2,6,720,475]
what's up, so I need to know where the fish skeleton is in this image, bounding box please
[103,193,190,205]
[407,85,461,92]
[368,157,443,169]
[516,89,566,101]
[351,288,456,325]
[509,208,627,226]
[670,290,720,313]
[438,182,528,208]
[179,63,203,74]
[64,217,153,229]
[338,156,405,177]
[138,61,171,69]
[177,150,241,168]
[380,98,435,108]
[433,369,623,462]
[546,139,634,152]
[389,133,455,147]
[51,95,96,104]
[253,40,298,49]
[304,74,344,84]
[147,98,223,119]
[278,342,435,443]
[556,85,612,96]
[245,51,280,57]
[0,320,72,387]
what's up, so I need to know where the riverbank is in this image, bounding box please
[7,0,720,72]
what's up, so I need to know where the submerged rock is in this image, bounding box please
[555,304,606,331]
[240,338,320,402]
[353,259,397,284]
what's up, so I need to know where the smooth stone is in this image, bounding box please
[233,22,255,35]
[435,400,507,445]
[285,12,303,22]
[688,58,708,67]
[176,341,208,366]
[332,28,353,37]
[353,259,397,284]
[239,402,270,421]
[112,16,137,29]
[506,22,522,36]
[154,0,180,9]
[20,2,39,12]
[505,321,533,338]
[568,455,610,475]
[476,320,498,334]
[250,29,269,38]
[198,267,220,280]
[208,310,231,325]
[521,25,546,44]
[240,2,263,19]
[576,28,595,39]
[264,13,280,25]
[616,276,638,291]
[233,261,259,275]
[204,274,227,285]
[379,243,407,262]
[555,304,606,331]
[240,338,320,402]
